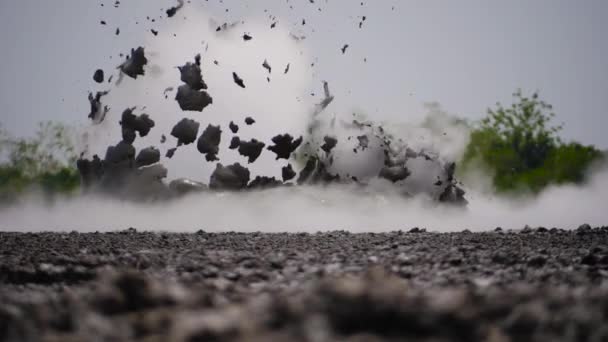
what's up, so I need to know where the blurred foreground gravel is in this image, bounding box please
[2,226,608,341]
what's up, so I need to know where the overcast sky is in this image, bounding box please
[1,0,607,149]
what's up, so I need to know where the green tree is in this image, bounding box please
[461,90,603,193]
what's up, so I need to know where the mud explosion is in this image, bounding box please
[75,5,466,207]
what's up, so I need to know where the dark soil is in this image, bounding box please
[2,227,608,341]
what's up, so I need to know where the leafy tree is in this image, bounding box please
[461,90,603,193]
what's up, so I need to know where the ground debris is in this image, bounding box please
[209,163,250,190]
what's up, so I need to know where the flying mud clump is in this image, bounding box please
[175,54,213,112]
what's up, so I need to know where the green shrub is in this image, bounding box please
[0,122,80,200]
[461,90,603,193]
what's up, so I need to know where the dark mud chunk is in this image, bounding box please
[268,134,303,160]
[378,166,410,183]
[262,59,272,73]
[242,33,252,41]
[102,141,136,189]
[88,91,110,123]
[120,108,155,143]
[229,121,239,133]
[77,155,104,187]
[248,176,282,189]
[165,0,184,18]
[166,147,177,159]
[341,44,349,54]
[160,134,166,144]
[244,117,255,125]
[178,54,207,90]
[169,178,207,195]
[238,139,265,163]
[232,72,245,88]
[357,135,369,150]
[209,163,250,190]
[171,118,200,146]
[282,163,296,182]
[229,136,240,150]
[105,141,136,166]
[93,69,104,83]
[197,124,222,161]
[135,147,161,168]
[321,136,338,154]
[175,84,213,112]
[284,63,290,74]
[119,47,147,79]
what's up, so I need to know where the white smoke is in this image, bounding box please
[1,166,607,232]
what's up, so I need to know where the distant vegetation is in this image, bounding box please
[460,90,604,194]
[0,122,80,202]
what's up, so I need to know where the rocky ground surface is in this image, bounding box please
[1,226,608,341]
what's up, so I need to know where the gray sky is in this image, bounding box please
[1,0,607,148]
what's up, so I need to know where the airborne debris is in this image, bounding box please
[120,108,155,143]
[262,59,272,74]
[284,63,290,74]
[229,121,239,134]
[171,118,200,146]
[93,69,104,83]
[166,0,184,18]
[197,124,222,161]
[244,117,255,125]
[166,148,177,159]
[242,33,252,41]
[341,44,349,54]
[88,91,110,123]
[321,136,338,154]
[118,46,148,79]
[357,135,369,150]
[175,84,213,112]
[232,72,245,88]
[119,47,147,79]
[268,134,303,160]
[229,136,241,150]
[178,54,207,90]
[237,139,265,163]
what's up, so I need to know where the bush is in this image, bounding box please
[0,122,80,200]
[461,90,603,193]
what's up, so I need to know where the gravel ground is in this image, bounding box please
[2,226,608,341]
